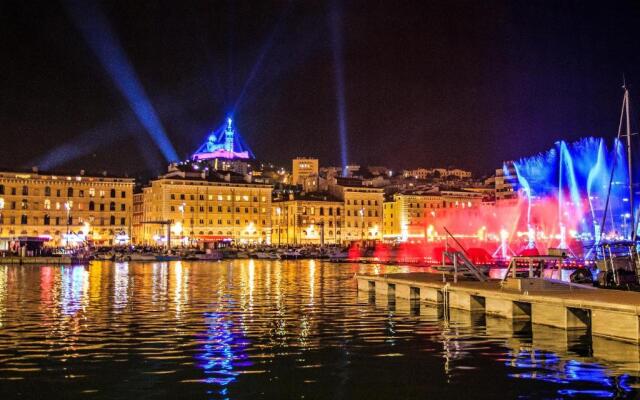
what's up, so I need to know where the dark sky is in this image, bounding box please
[2,0,640,179]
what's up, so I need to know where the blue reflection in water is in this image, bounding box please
[61,266,87,316]
[197,312,251,397]
[113,262,129,310]
[507,350,632,397]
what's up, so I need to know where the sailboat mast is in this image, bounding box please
[624,87,635,240]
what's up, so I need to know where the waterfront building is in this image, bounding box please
[383,189,483,242]
[272,192,343,245]
[0,169,134,247]
[139,168,272,246]
[329,178,383,242]
[131,192,144,244]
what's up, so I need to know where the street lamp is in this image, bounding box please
[359,207,364,241]
[178,202,185,246]
[64,201,72,247]
[318,221,325,246]
[276,207,281,246]
[83,221,91,242]
[0,198,4,237]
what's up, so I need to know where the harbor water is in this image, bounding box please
[0,260,638,399]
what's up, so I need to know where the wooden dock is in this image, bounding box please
[356,272,640,343]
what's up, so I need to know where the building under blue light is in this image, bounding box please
[192,118,255,161]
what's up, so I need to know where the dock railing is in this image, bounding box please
[442,227,488,282]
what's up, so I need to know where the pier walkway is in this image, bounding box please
[356,272,640,343]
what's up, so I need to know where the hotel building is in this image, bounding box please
[138,169,272,246]
[383,189,483,242]
[329,179,384,242]
[0,170,134,247]
[272,192,343,245]
[131,192,145,244]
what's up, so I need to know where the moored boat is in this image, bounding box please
[281,249,302,259]
[195,251,223,261]
[255,251,279,259]
[126,252,157,261]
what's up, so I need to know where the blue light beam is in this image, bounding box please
[329,1,349,175]
[232,3,292,115]
[63,0,179,162]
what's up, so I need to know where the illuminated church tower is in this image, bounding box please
[224,118,234,153]
[192,117,255,161]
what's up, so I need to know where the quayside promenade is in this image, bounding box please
[356,272,640,343]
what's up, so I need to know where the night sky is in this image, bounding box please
[2,0,640,179]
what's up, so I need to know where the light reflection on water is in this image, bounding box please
[508,351,633,398]
[0,260,637,399]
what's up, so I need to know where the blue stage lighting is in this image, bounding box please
[329,1,349,175]
[29,114,134,170]
[63,0,178,162]
[232,4,291,115]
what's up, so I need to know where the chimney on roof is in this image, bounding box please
[102,170,107,176]
[31,166,38,173]
[80,169,85,176]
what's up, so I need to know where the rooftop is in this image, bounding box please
[0,169,134,182]
[274,191,342,203]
